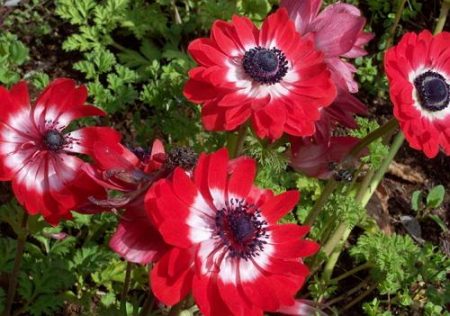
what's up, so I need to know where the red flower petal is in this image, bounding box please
[151,248,194,306]
[260,190,300,223]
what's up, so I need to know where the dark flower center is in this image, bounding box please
[215,198,268,260]
[130,146,150,163]
[43,130,65,151]
[414,71,449,112]
[242,47,288,85]
[166,147,198,171]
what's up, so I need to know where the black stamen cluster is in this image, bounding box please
[215,198,268,260]
[414,71,449,112]
[165,147,198,171]
[43,129,65,151]
[242,47,288,85]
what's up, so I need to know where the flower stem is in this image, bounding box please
[386,0,407,48]
[321,133,404,274]
[323,276,370,308]
[3,213,28,316]
[227,124,248,158]
[321,221,349,258]
[358,132,405,207]
[341,282,378,312]
[347,118,398,159]
[435,0,450,34]
[120,262,133,312]
[304,179,338,226]
[139,293,155,316]
[330,262,373,283]
[304,119,398,228]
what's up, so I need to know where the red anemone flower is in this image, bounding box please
[84,140,169,264]
[146,148,319,316]
[184,8,336,141]
[289,136,362,179]
[281,0,373,93]
[385,31,450,158]
[281,0,372,142]
[0,79,120,224]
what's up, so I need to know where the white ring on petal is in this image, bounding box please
[225,45,300,101]
[409,66,450,121]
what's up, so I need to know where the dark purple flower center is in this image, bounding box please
[43,130,65,151]
[414,71,449,112]
[215,198,268,260]
[242,47,288,85]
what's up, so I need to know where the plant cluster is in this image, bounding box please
[0,0,449,316]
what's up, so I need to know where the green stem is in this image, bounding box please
[341,282,378,312]
[120,262,133,311]
[320,134,404,278]
[3,214,29,316]
[323,276,370,308]
[170,0,182,24]
[347,118,398,159]
[386,0,407,49]
[359,133,405,207]
[139,293,155,316]
[354,169,375,203]
[110,41,127,52]
[330,262,373,283]
[321,222,349,258]
[304,119,397,228]
[304,180,337,226]
[435,0,450,34]
[227,124,248,158]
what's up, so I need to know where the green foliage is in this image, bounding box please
[350,118,389,169]
[411,190,422,212]
[308,275,337,301]
[325,193,367,227]
[351,232,419,294]
[410,185,447,231]
[0,200,25,235]
[237,0,273,21]
[3,0,52,37]
[0,0,446,314]
[0,237,17,273]
[0,32,29,85]
[363,298,393,316]
[295,175,323,221]
[352,233,450,314]
[426,185,445,209]
[18,258,75,316]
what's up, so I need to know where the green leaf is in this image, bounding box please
[55,0,97,25]
[29,72,50,90]
[411,190,422,212]
[0,200,25,235]
[426,185,445,209]
[0,238,17,273]
[18,258,75,316]
[428,215,448,232]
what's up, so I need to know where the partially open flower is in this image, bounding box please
[146,148,319,316]
[385,31,450,158]
[84,139,169,265]
[289,136,361,179]
[0,79,120,224]
[281,0,373,93]
[184,8,336,141]
[281,0,372,142]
